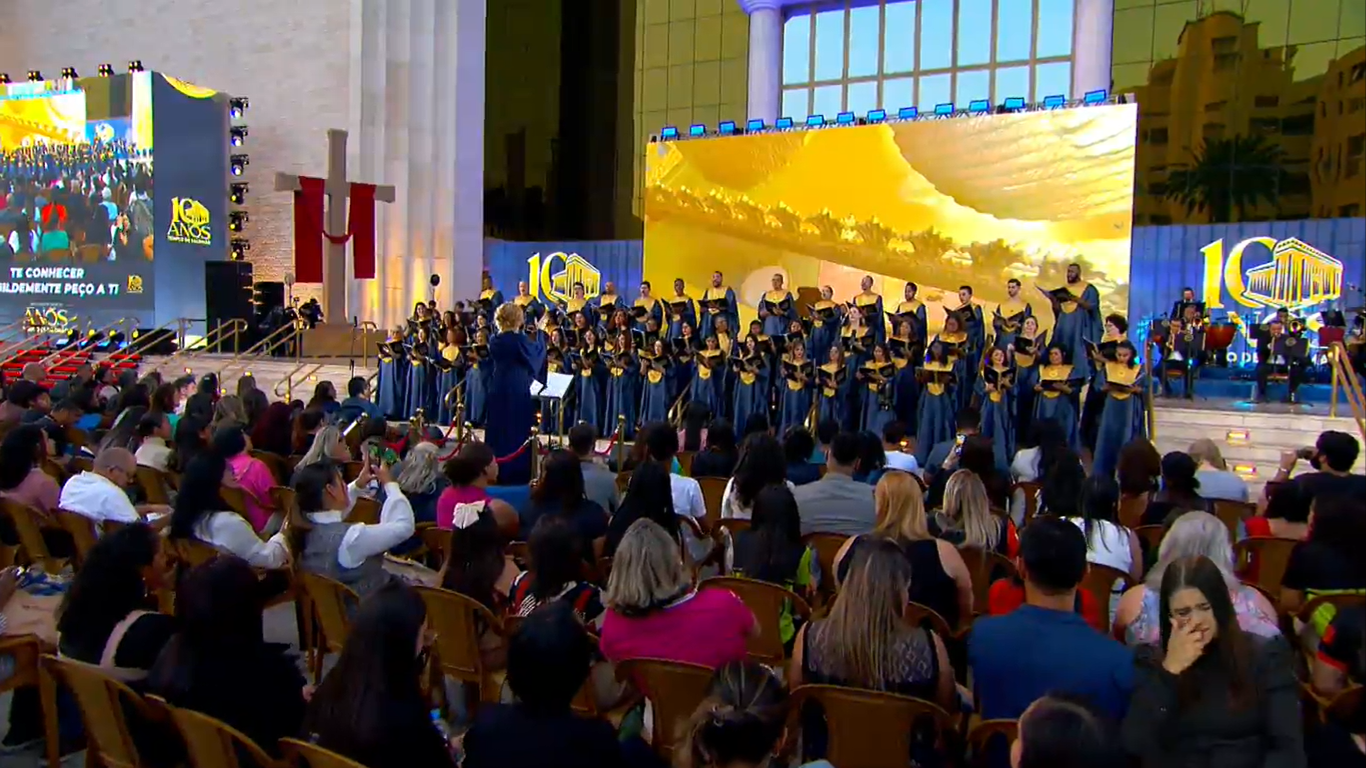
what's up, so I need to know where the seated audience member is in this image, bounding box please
[1280,492,1366,640]
[286,460,415,599]
[182,374,218,425]
[215,425,277,532]
[567,423,619,514]
[603,460,703,562]
[1121,555,1303,766]
[169,415,210,473]
[40,398,87,456]
[599,519,756,669]
[725,485,817,649]
[0,424,60,513]
[436,441,518,533]
[923,407,980,478]
[881,421,919,474]
[987,567,1107,632]
[932,469,1018,557]
[338,376,384,424]
[783,426,823,486]
[1009,419,1069,523]
[1011,694,1127,768]
[0,380,41,427]
[440,505,519,668]
[211,394,248,433]
[1187,438,1249,503]
[97,405,148,454]
[722,433,793,520]
[57,524,174,679]
[1312,603,1364,699]
[1113,511,1280,646]
[969,517,1135,721]
[241,388,270,432]
[741,412,772,439]
[1117,437,1163,501]
[301,582,455,768]
[851,430,887,485]
[1065,474,1142,583]
[679,661,835,768]
[307,381,341,417]
[522,449,609,548]
[1242,480,1311,540]
[462,601,624,768]
[927,434,1010,510]
[394,442,449,525]
[678,401,712,454]
[251,402,296,458]
[644,421,706,520]
[1037,446,1086,518]
[508,516,604,624]
[291,408,328,455]
[149,383,181,430]
[133,411,173,471]
[834,471,971,631]
[291,423,352,482]
[792,432,877,536]
[689,418,739,479]
[147,557,305,755]
[1139,452,1209,526]
[60,447,167,526]
[810,417,839,465]
[167,453,289,569]
[1273,429,1365,503]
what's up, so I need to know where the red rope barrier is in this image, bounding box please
[494,439,532,464]
[594,429,620,457]
[384,434,410,453]
[436,435,468,462]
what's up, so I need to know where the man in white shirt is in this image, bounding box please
[882,421,921,476]
[644,422,706,520]
[59,448,169,526]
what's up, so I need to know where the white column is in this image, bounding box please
[1072,0,1114,98]
[740,0,786,125]
[449,0,486,306]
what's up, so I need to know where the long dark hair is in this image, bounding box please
[99,405,148,453]
[1157,555,1254,709]
[531,449,586,510]
[440,509,506,611]
[1040,447,1086,517]
[171,415,209,473]
[681,402,711,452]
[1117,438,1162,497]
[56,524,160,659]
[0,425,45,491]
[148,557,266,698]
[251,402,295,456]
[1077,474,1122,549]
[734,485,803,585]
[242,388,269,429]
[607,460,680,556]
[168,453,231,539]
[733,433,786,508]
[528,516,585,602]
[302,582,429,762]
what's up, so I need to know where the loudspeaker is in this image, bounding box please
[253,280,285,321]
[205,261,254,351]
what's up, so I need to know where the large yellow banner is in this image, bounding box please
[0,91,87,151]
[644,104,1138,337]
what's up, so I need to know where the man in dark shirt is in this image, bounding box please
[923,406,980,478]
[969,517,1135,721]
[1272,430,1365,503]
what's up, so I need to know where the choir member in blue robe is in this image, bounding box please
[666,278,696,340]
[807,286,841,364]
[891,282,928,344]
[544,330,572,434]
[759,273,796,337]
[937,313,973,412]
[561,283,591,322]
[1091,341,1148,479]
[434,327,466,425]
[779,346,815,435]
[699,271,738,341]
[992,279,1033,350]
[783,319,808,366]
[730,336,767,431]
[574,329,606,433]
[1037,263,1103,381]
[1081,315,1129,452]
[404,328,438,420]
[605,334,640,440]
[511,281,544,324]
[632,281,665,333]
[376,330,407,419]
[860,344,898,436]
[463,330,492,426]
[889,320,922,431]
[817,346,850,427]
[851,276,885,343]
[671,324,698,398]
[955,286,987,359]
[840,318,874,426]
[1033,345,1081,450]
[915,343,956,464]
[594,282,625,332]
[692,335,727,418]
[976,346,1016,474]
[476,273,504,321]
[1011,317,1043,444]
[639,339,674,426]
[484,303,546,482]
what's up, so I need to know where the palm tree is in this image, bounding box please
[1163,134,1288,223]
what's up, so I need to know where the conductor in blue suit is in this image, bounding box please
[485,302,546,485]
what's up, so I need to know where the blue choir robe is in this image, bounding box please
[840,328,874,420]
[639,355,673,425]
[1012,349,1041,445]
[816,362,850,427]
[779,360,815,435]
[485,330,545,484]
[561,296,591,323]
[477,288,504,319]
[511,293,543,323]
[915,362,956,464]
[671,345,696,405]
[464,344,491,426]
[632,297,664,333]
[1033,364,1080,450]
[852,292,885,343]
[992,299,1033,350]
[760,290,796,337]
[860,361,898,437]
[976,366,1017,474]
[691,349,726,418]
[593,294,625,330]
[574,349,606,433]
[404,344,439,420]
[665,295,696,340]
[1091,361,1148,479]
[936,332,972,412]
[889,299,928,346]
[957,303,987,358]
[730,355,767,431]
[700,286,737,340]
[434,345,464,425]
[376,341,407,419]
[606,352,641,440]
[807,300,841,364]
[891,356,919,432]
[1047,282,1103,381]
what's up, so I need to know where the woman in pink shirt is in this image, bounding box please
[436,441,518,535]
[600,519,756,669]
[213,426,276,532]
[0,425,61,513]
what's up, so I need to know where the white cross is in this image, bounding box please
[275,129,396,323]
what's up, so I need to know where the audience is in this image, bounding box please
[1280,492,1366,640]
[215,425,277,532]
[782,426,822,486]
[1188,437,1250,503]
[927,434,1009,510]
[1012,694,1127,768]
[1009,418,1068,522]
[1275,430,1365,503]
[685,418,737,478]
[792,432,876,536]
[394,441,449,525]
[603,459,684,559]
[1066,474,1143,583]
[60,447,164,526]
[1122,555,1303,766]
[0,424,60,513]
[1116,437,1162,501]
[439,505,519,668]
[292,423,352,481]
[182,374,218,424]
[307,380,341,416]
[508,516,604,623]
[251,401,296,457]
[726,484,817,650]
[851,430,888,484]
[242,388,270,431]
[339,375,384,424]
[678,661,829,768]
[923,407,980,476]
[167,453,288,568]
[133,410,173,471]
[811,417,839,464]
[643,422,706,520]
[567,423,619,514]
[211,394,248,433]
[969,517,1135,721]
[1312,604,1364,699]
[1139,451,1209,526]
[523,449,609,549]
[169,414,210,473]
[881,420,919,474]
[932,469,1017,557]
[722,432,793,520]
[1037,445,1086,517]
[678,401,711,454]
[1243,480,1311,540]
[436,441,517,532]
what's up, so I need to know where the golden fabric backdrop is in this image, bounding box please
[0,91,87,151]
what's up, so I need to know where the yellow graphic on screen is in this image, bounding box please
[127,275,144,294]
[167,198,212,246]
[643,105,1138,337]
[0,90,86,151]
[1200,236,1342,312]
[526,252,602,304]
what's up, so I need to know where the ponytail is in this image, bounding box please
[676,661,788,768]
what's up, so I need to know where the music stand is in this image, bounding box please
[537,372,574,441]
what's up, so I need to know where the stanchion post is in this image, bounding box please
[1331,346,1340,418]
[614,415,626,470]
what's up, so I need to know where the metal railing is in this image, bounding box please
[0,317,33,346]
[0,325,63,361]
[273,363,325,400]
[1143,349,1157,441]
[38,317,136,368]
[118,317,192,359]
[357,322,379,368]
[1328,341,1365,440]
[214,321,307,386]
[150,319,250,375]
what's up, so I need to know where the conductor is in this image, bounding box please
[485,302,547,484]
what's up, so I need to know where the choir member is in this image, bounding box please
[992,278,1032,350]
[889,319,921,430]
[639,339,673,425]
[633,281,663,332]
[667,278,696,340]
[404,327,438,420]
[434,326,465,425]
[606,334,640,441]
[376,328,408,419]
[477,273,504,319]
[1091,340,1147,479]
[977,346,1016,473]
[700,270,738,341]
[1038,263,1102,380]
[1011,316,1043,442]
[859,343,897,436]
[464,329,492,425]
[731,335,768,430]
[693,334,727,417]
[574,329,606,433]
[511,281,543,322]
[851,275,885,343]
[915,341,957,464]
[1034,344,1080,450]
[760,273,796,337]
[779,345,815,435]
[817,345,851,427]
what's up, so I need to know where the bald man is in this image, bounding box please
[59,447,171,526]
[21,363,46,383]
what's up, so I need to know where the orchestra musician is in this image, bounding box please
[992,279,1032,350]
[1163,299,1206,399]
[1169,287,1198,323]
[1253,315,1306,404]
[759,273,796,337]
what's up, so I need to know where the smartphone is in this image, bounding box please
[1295,446,1315,461]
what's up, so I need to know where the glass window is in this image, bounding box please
[847,80,879,116]
[918,72,952,110]
[920,0,955,70]
[956,0,992,67]
[812,84,843,118]
[1036,0,1076,59]
[814,9,847,81]
[883,76,915,111]
[994,64,1031,102]
[956,69,991,105]
[883,0,916,74]
[782,12,811,85]
[847,4,881,78]
[996,0,1033,63]
[782,87,809,120]
[1034,60,1072,99]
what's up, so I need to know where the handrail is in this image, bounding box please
[38,317,135,367]
[1328,341,1365,441]
[0,326,64,361]
[119,317,191,359]
[614,415,626,471]
[273,363,325,399]
[215,321,306,384]
[1143,347,1157,441]
[0,317,33,344]
[151,319,249,375]
[667,386,690,428]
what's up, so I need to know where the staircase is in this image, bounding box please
[1,344,142,390]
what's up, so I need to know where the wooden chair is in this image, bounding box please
[1118,493,1148,529]
[1294,593,1366,664]
[789,684,958,768]
[169,537,222,570]
[615,471,632,494]
[220,484,249,518]
[40,457,68,483]
[297,572,359,682]
[615,658,713,760]
[135,465,173,506]
[967,719,1019,768]
[43,655,161,768]
[802,532,850,596]
[1081,563,1128,614]
[250,450,291,485]
[1234,537,1298,596]
[415,586,507,708]
[69,455,95,474]
[165,702,287,768]
[676,450,695,477]
[1010,481,1041,525]
[702,576,811,666]
[269,486,297,514]
[958,548,1018,614]
[0,498,61,573]
[696,476,727,531]
[1,637,59,768]
[904,600,967,640]
[346,496,381,525]
[280,738,369,768]
[1134,524,1165,551]
[1213,500,1254,544]
[415,523,452,569]
[715,517,751,542]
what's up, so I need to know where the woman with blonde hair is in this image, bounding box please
[290,424,351,483]
[1112,510,1279,645]
[394,441,449,525]
[832,470,973,630]
[934,469,1017,556]
[484,301,545,485]
[1188,437,1250,503]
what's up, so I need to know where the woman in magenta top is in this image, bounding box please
[600,518,755,669]
[214,426,277,532]
[436,442,519,536]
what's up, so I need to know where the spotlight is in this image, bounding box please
[867,109,887,123]
[1083,88,1108,105]
[934,102,955,117]
[1043,94,1067,109]
[229,211,249,232]
[127,60,144,73]
[27,70,42,82]
[98,64,114,77]
[835,111,855,125]
[717,120,737,135]
[1002,96,1026,111]
[660,126,679,140]
[0,74,9,84]
[745,118,766,132]
[897,107,918,120]
[805,114,825,127]
[968,99,990,115]
[229,97,250,119]
[230,154,249,176]
[775,116,794,129]
[688,124,706,137]
[60,67,78,79]
[229,126,249,147]
[230,182,249,205]
[231,238,251,259]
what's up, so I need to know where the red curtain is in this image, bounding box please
[293,176,325,282]
[349,183,377,279]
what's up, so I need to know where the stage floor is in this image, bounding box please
[141,354,379,400]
